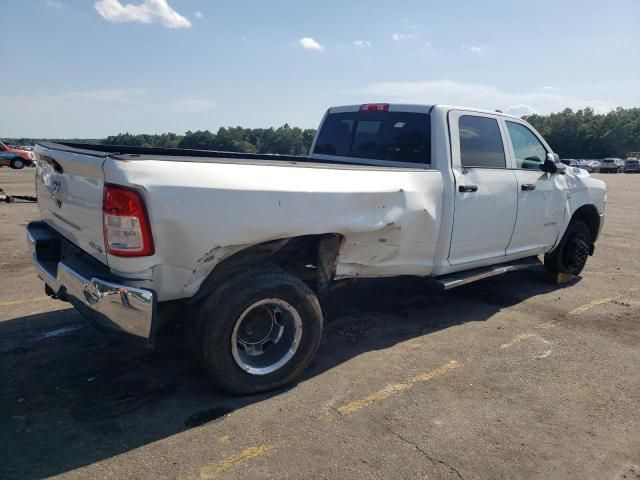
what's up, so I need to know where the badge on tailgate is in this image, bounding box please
[51,180,62,208]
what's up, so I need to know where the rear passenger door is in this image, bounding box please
[448,111,518,266]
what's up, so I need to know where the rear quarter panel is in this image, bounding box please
[104,158,444,301]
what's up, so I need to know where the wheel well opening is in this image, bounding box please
[192,234,344,302]
[572,205,600,243]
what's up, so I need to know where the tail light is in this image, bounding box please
[360,103,389,112]
[103,184,154,257]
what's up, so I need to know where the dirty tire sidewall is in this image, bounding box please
[545,220,591,276]
[186,263,283,367]
[200,268,323,395]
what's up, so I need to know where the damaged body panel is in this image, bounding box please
[103,157,445,300]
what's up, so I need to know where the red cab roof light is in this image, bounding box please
[359,103,390,112]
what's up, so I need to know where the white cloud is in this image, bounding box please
[425,41,432,49]
[392,33,415,41]
[353,40,371,48]
[357,80,616,115]
[462,44,488,53]
[94,0,191,28]
[45,0,62,8]
[540,86,555,91]
[503,104,538,116]
[195,11,203,19]
[298,37,323,50]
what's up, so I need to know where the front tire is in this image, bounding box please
[544,220,592,276]
[192,264,323,395]
[10,158,25,169]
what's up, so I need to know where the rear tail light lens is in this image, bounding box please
[360,103,390,112]
[103,184,154,257]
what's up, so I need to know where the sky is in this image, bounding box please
[1,0,639,138]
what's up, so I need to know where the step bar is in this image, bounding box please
[432,257,542,291]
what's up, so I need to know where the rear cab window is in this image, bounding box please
[313,108,430,166]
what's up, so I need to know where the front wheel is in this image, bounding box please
[192,264,323,395]
[544,220,592,276]
[10,158,25,169]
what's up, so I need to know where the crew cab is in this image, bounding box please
[28,104,606,394]
[0,141,34,169]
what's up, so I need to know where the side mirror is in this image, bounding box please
[540,153,566,174]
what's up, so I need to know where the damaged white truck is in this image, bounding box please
[28,104,606,394]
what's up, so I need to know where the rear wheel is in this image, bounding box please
[544,220,591,276]
[190,264,323,395]
[10,158,25,169]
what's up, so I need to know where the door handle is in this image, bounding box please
[521,184,536,191]
[458,185,478,193]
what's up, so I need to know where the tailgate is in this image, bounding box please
[34,143,108,264]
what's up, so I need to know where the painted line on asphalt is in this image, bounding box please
[337,360,459,415]
[566,287,638,317]
[195,443,277,479]
[0,296,49,307]
[500,333,537,349]
[506,287,640,345]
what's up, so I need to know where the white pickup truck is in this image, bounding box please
[29,104,606,394]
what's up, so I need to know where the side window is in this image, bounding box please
[459,116,506,168]
[506,121,547,169]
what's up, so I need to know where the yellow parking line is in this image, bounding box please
[0,296,49,307]
[535,321,557,330]
[197,443,277,479]
[566,287,638,317]
[500,333,537,349]
[337,360,459,415]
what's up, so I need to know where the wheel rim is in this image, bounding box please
[14,159,24,168]
[564,232,589,273]
[231,298,303,375]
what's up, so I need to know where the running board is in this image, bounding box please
[432,257,542,291]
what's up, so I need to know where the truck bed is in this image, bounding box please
[37,142,419,170]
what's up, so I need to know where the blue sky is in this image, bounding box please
[1,0,639,137]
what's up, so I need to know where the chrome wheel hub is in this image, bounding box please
[231,299,302,375]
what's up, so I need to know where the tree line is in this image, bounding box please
[5,107,639,158]
[524,107,639,159]
[101,124,316,156]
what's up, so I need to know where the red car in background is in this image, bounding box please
[0,141,34,169]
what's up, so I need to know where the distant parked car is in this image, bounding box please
[0,141,34,169]
[560,158,575,166]
[599,158,625,173]
[624,159,640,173]
[577,160,595,172]
[0,152,30,169]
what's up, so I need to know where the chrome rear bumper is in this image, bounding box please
[27,222,156,340]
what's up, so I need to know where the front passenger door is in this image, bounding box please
[504,121,567,255]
